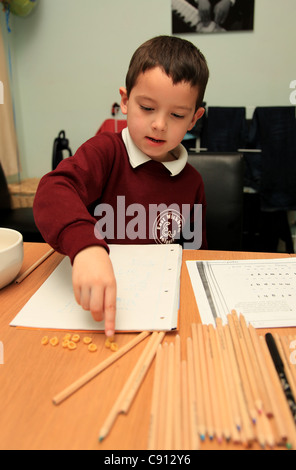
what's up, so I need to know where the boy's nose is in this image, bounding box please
[152,115,167,132]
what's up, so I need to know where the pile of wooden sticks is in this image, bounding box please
[52,310,296,450]
[148,311,296,450]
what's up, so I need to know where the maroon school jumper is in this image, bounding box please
[33,132,207,262]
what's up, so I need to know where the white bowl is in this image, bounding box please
[0,228,24,289]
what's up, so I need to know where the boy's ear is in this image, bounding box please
[188,107,205,131]
[119,87,128,115]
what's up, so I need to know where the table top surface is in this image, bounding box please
[0,243,295,451]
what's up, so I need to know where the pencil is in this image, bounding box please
[258,409,275,448]
[99,331,160,442]
[120,331,165,414]
[203,324,223,443]
[15,247,55,283]
[186,337,200,450]
[147,343,163,450]
[191,324,206,440]
[53,330,150,405]
[214,324,235,441]
[248,325,273,418]
[164,342,175,450]
[173,335,182,450]
[157,342,169,449]
[239,314,266,415]
[208,325,228,441]
[181,360,190,449]
[232,312,263,414]
[255,409,268,448]
[227,313,257,423]
[197,323,214,439]
[213,323,240,443]
[224,324,254,445]
[216,318,241,438]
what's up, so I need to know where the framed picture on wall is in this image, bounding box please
[172,0,255,34]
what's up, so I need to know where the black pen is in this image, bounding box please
[265,332,296,424]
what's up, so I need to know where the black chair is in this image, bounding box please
[0,162,43,242]
[188,152,244,251]
[244,106,296,253]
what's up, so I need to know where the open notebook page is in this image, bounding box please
[10,244,182,332]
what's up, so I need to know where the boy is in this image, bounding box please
[33,35,209,337]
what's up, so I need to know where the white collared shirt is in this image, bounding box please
[121,127,188,177]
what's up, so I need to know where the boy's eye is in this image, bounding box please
[140,105,154,112]
[139,106,184,119]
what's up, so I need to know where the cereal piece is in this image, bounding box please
[63,333,71,341]
[62,340,70,348]
[67,341,77,350]
[110,342,118,352]
[49,336,59,347]
[105,334,116,349]
[105,338,112,348]
[41,336,49,345]
[71,334,80,343]
[88,343,97,352]
[83,336,92,345]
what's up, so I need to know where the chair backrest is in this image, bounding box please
[188,152,244,251]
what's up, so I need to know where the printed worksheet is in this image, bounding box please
[186,258,296,328]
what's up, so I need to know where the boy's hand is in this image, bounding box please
[72,246,116,337]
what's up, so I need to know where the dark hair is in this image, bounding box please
[125,36,209,110]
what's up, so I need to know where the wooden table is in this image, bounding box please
[0,243,295,450]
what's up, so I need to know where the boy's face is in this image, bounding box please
[120,67,204,162]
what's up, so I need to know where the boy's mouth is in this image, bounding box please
[146,136,165,144]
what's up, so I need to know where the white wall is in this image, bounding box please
[0,0,295,178]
